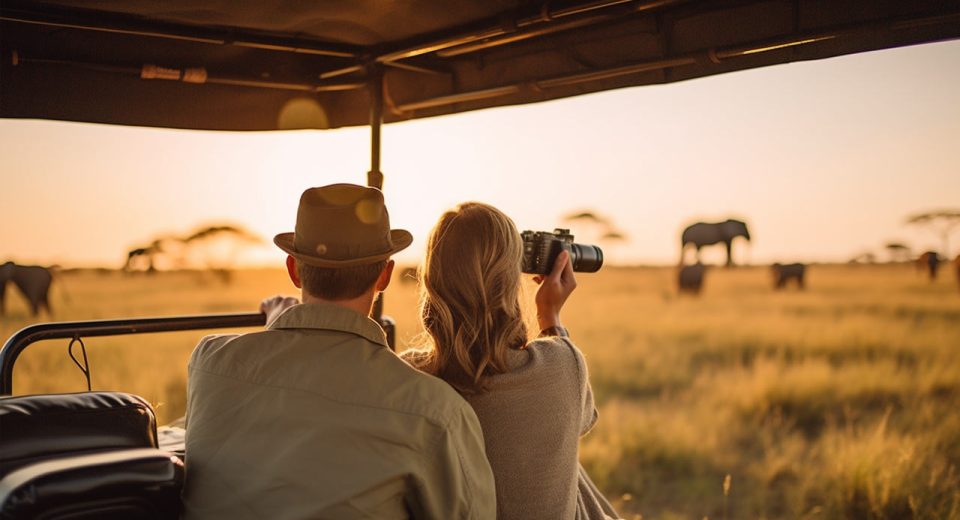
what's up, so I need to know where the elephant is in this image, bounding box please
[680,219,750,267]
[1,262,55,317]
[772,262,806,290]
[678,263,705,295]
[916,251,940,281]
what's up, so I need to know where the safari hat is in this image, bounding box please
[274,184,412,267]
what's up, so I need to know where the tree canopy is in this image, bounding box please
[906,209,960,257]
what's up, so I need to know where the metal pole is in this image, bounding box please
[366,64,393,347]
[0,313,266,395]
[367,64,384,190]
[13,55,366,93]
[0,9,358,58]
[319,0,687,78]
[368,69,386,321]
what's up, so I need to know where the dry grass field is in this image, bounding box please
[2,263,959,519]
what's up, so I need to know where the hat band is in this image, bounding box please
[294,234,393,261]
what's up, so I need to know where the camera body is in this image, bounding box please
[521,228,603,275]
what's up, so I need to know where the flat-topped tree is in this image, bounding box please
[884,242,912,263]
[182,225,263,282]
[906,210,960,258]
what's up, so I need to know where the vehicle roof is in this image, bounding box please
[2,0,959,131]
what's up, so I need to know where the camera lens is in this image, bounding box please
[569,244,603,272]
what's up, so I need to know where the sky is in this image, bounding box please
[1,39,959,268]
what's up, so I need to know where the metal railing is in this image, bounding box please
[0,311,398,395]
[0,313,266,395]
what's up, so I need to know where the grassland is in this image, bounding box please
[2,264,959,519]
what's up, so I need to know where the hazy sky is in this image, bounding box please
[1,39,959,267]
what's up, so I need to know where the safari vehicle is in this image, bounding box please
[2,1,959,517]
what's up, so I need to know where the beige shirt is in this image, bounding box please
[183,303,496,520]
[405,337,619,520]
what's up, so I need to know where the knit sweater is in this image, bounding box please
[403,336,620,520]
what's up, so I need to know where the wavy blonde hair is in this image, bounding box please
[412,202,529,394]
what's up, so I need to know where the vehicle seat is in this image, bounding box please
[0,391,184,519]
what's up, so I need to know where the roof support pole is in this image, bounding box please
[365,64,394,347]
[367,64,384,190]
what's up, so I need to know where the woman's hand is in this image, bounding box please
[260,295,299,323]
[533,249,577,331]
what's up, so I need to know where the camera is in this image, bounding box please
[521,229,603,275]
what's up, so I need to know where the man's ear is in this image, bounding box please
[375,260,395,292]
[286,255,302,288]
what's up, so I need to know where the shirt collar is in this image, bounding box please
[267,302,388,348]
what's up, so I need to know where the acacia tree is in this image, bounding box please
[563,211,627,243]
[563,210,627,262]
[122,225,261,280]
[182,225,263,283]
[906,210,960,258]
[123,237,183,273]
[884,242,911,263]
[563,211,610,227]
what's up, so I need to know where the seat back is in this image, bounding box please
[0,392,158,476]
[0,392,182,519]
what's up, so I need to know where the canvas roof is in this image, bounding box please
[2,0,959,130]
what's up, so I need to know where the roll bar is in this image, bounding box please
[0,313,265,395]
[0,310,398,395]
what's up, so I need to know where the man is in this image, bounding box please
[183,184,496,519]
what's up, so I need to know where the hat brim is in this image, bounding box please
[273,230,413,267]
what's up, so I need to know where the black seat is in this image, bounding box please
[0,392,184,519]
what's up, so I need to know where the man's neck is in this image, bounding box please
[301,291,375,318]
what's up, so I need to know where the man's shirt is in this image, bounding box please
[182,303,495,520]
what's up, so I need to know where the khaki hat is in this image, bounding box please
[274,184,412,267]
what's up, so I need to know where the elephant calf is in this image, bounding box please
[917,251,940,281]
[1,262,55,317]
[772,263,806,290]
[678,263,705,295]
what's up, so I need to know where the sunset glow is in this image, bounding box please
[1,40,958,268]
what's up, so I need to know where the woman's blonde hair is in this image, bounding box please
[414,202,528,394]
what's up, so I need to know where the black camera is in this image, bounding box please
[521,228,603,275]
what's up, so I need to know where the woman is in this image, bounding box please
[402,202,619,520]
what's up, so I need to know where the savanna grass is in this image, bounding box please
[2,263,958,518]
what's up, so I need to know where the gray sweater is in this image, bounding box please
[406,337,620,519]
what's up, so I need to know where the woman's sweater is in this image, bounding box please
[403,336,619,520]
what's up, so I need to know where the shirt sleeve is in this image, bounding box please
[411,404,496,519]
